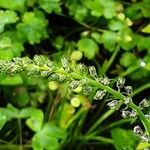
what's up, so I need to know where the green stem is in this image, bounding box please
[121,66,139,77]
[86,109,115,135]
[0,144,31,149]
[100,45,120,75]
[129,102,150,136]
[98,118,133,134]
[78,135,113,144]
[65,108,86,129]
[131,83,150,97]
[18,118,22,150]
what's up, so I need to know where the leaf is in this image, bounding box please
[39,0,61,14]
[85,0,117,18]
[0,10,18,33]
[69,3,88,21]
[0,0,26,12]
[77,38,99,59]
[84,0,103,17]
[141,24,150,33]
[32,123,66,150]
[0,31,24,60]
[100,0,117,19]
[136,142,150,149]
[120,52,137,67]
[119,28,136,51]
[0,74,23,85]
[135,35,150,51]
[42,123,67,139]
[0,111,7,130]
[0,104,20,129]
[16,11,48,44]
[32,133,59,150]
[108,19,124,31]
[102,31,117,52]
[12,87,30,106]
[91,32,102,44]
[111,128,139,150]
[20,107,44,132]
[27,0,37,7]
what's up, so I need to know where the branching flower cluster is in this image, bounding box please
[0,55,150,143]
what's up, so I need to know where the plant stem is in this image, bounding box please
[78,135,113,144]
[0,144,31,149]
[86,109,115,135]
[100,45,120,75]
[131,83,150,97]
[121,66,139,77]
[65,108,86,129]
[98,118,133,134]
[129,102,150,136]
[18,118,22,150]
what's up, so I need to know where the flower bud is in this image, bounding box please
[94,90,106,100]
[89,66,98,79]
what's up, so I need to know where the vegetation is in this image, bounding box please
[0,0,150,150]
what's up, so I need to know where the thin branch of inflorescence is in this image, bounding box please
[0,55,150,142]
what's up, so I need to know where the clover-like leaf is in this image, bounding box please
[85,0,117,18]
[120,52,137,67]
[69,3,88,21]
[16,11,48,44]
[0,31,24,60]
[39,0,61,14]
[111,128,139,150]
[32,123,67,150]
[0,10,18,33]
[77,38,99,59]
[0,104,20,130]
[102,31,117,52]
[0,0,25,12]
[20,107,44,132]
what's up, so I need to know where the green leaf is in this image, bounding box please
[16,11,48,44]
[0,74,23,85]
[102,31,117,51]
[108,19,124,31]
[27,0,37,7]
[136,142,150,149]
[0,111,7,130]
[84,0,103,17]
[20,107,44,132]
[91,32,102,44]
[0,104,20,129]
[141,24,150,33]
[135,35,150,51]
[32,133,59,150]
[0,31,24,60]
[32,123,66,150]
[0,0,26,12]
[100,0,117,19]
[111,128,139,150]
[39,0,61,14]
[119,28,136,51]
[12,87,30,106]
[85,0,117,18]
[77,38,99,59]
[120,52,137,67]
[41,123,66,139]
[69,3,88,21]
[0,10,18,33]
